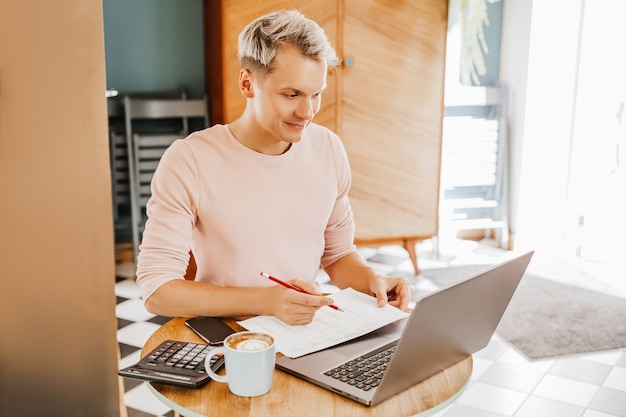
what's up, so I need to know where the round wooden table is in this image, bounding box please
[142,317,472,417]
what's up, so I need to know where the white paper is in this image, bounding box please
[237,288,409,358]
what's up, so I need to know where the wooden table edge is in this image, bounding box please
[141,317,473,417]
[145,379,471,417]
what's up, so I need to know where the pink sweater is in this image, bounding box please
[136,124,357,301]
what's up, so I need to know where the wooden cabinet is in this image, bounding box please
[205,0,448,273]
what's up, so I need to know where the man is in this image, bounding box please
[136,10,410,325]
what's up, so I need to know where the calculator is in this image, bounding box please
[118,340,224,388]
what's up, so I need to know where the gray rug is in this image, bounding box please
[421,266,626,360]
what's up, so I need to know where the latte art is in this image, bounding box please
[237,339,270,351]
[226,332,274,352]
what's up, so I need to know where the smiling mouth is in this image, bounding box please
[285,121,307,130]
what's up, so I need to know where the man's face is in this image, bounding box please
[247,45,328,145]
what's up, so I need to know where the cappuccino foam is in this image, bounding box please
[227,332,274,351]
[237,339,269,351]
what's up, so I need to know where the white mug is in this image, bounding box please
[205,331,276,397]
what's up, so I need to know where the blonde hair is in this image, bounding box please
[238,10,339,74]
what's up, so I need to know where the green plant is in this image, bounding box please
[449,0,500,85]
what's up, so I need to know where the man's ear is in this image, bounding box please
[239,69,254,98]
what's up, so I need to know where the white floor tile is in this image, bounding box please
[470,356,494,381]
[514,395,585,417]
[415,257,450,270]
[356,247,377,259]
[603,367,626,391]
[549,357,614,385]
[394,258,419,274]
[588,387,626,417]
[585,350,624,366]
[456,381,527,416]
[498,348,555,373]
[118,349,142,369]
[479,362,544,393]
[366,262,395,274]
[443,404,505,417]
[115,278,142,299]
[117,321,161,348]
[411,277,441,300]
[532,375,599,408]
[376,244,410,257]
[475,335,510,361]
[124,382,172,416]
[582,410,621,417]
[116,298,156,322]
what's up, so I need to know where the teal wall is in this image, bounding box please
[102,0,205,98]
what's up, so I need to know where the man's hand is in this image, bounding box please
[369,276,411,311]
[324,252,412,312]
[265,279,334,325]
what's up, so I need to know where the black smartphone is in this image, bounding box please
[184,316,235,345]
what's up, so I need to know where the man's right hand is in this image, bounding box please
[264,279,335,325]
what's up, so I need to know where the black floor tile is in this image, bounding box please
[127,406,173,417]
[147,315,171,325]
[121,376,144,392]
[118,317,134,330]
[119,342,141,359]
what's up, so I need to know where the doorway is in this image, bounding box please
[568,0,626,267]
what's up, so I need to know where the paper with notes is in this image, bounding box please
[237,288,409,358]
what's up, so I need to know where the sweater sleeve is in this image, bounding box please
[136,139,198,301]
[320,133,357,269]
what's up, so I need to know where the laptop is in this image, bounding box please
[276,250,534,406]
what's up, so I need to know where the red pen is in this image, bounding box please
[260,272,343,312]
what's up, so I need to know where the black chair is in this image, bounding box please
[123,95,209,259]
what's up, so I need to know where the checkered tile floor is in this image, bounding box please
[116,239,626,417]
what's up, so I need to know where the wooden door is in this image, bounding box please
[340,0,448,242]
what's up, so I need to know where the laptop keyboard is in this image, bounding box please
[323,343,396,391]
